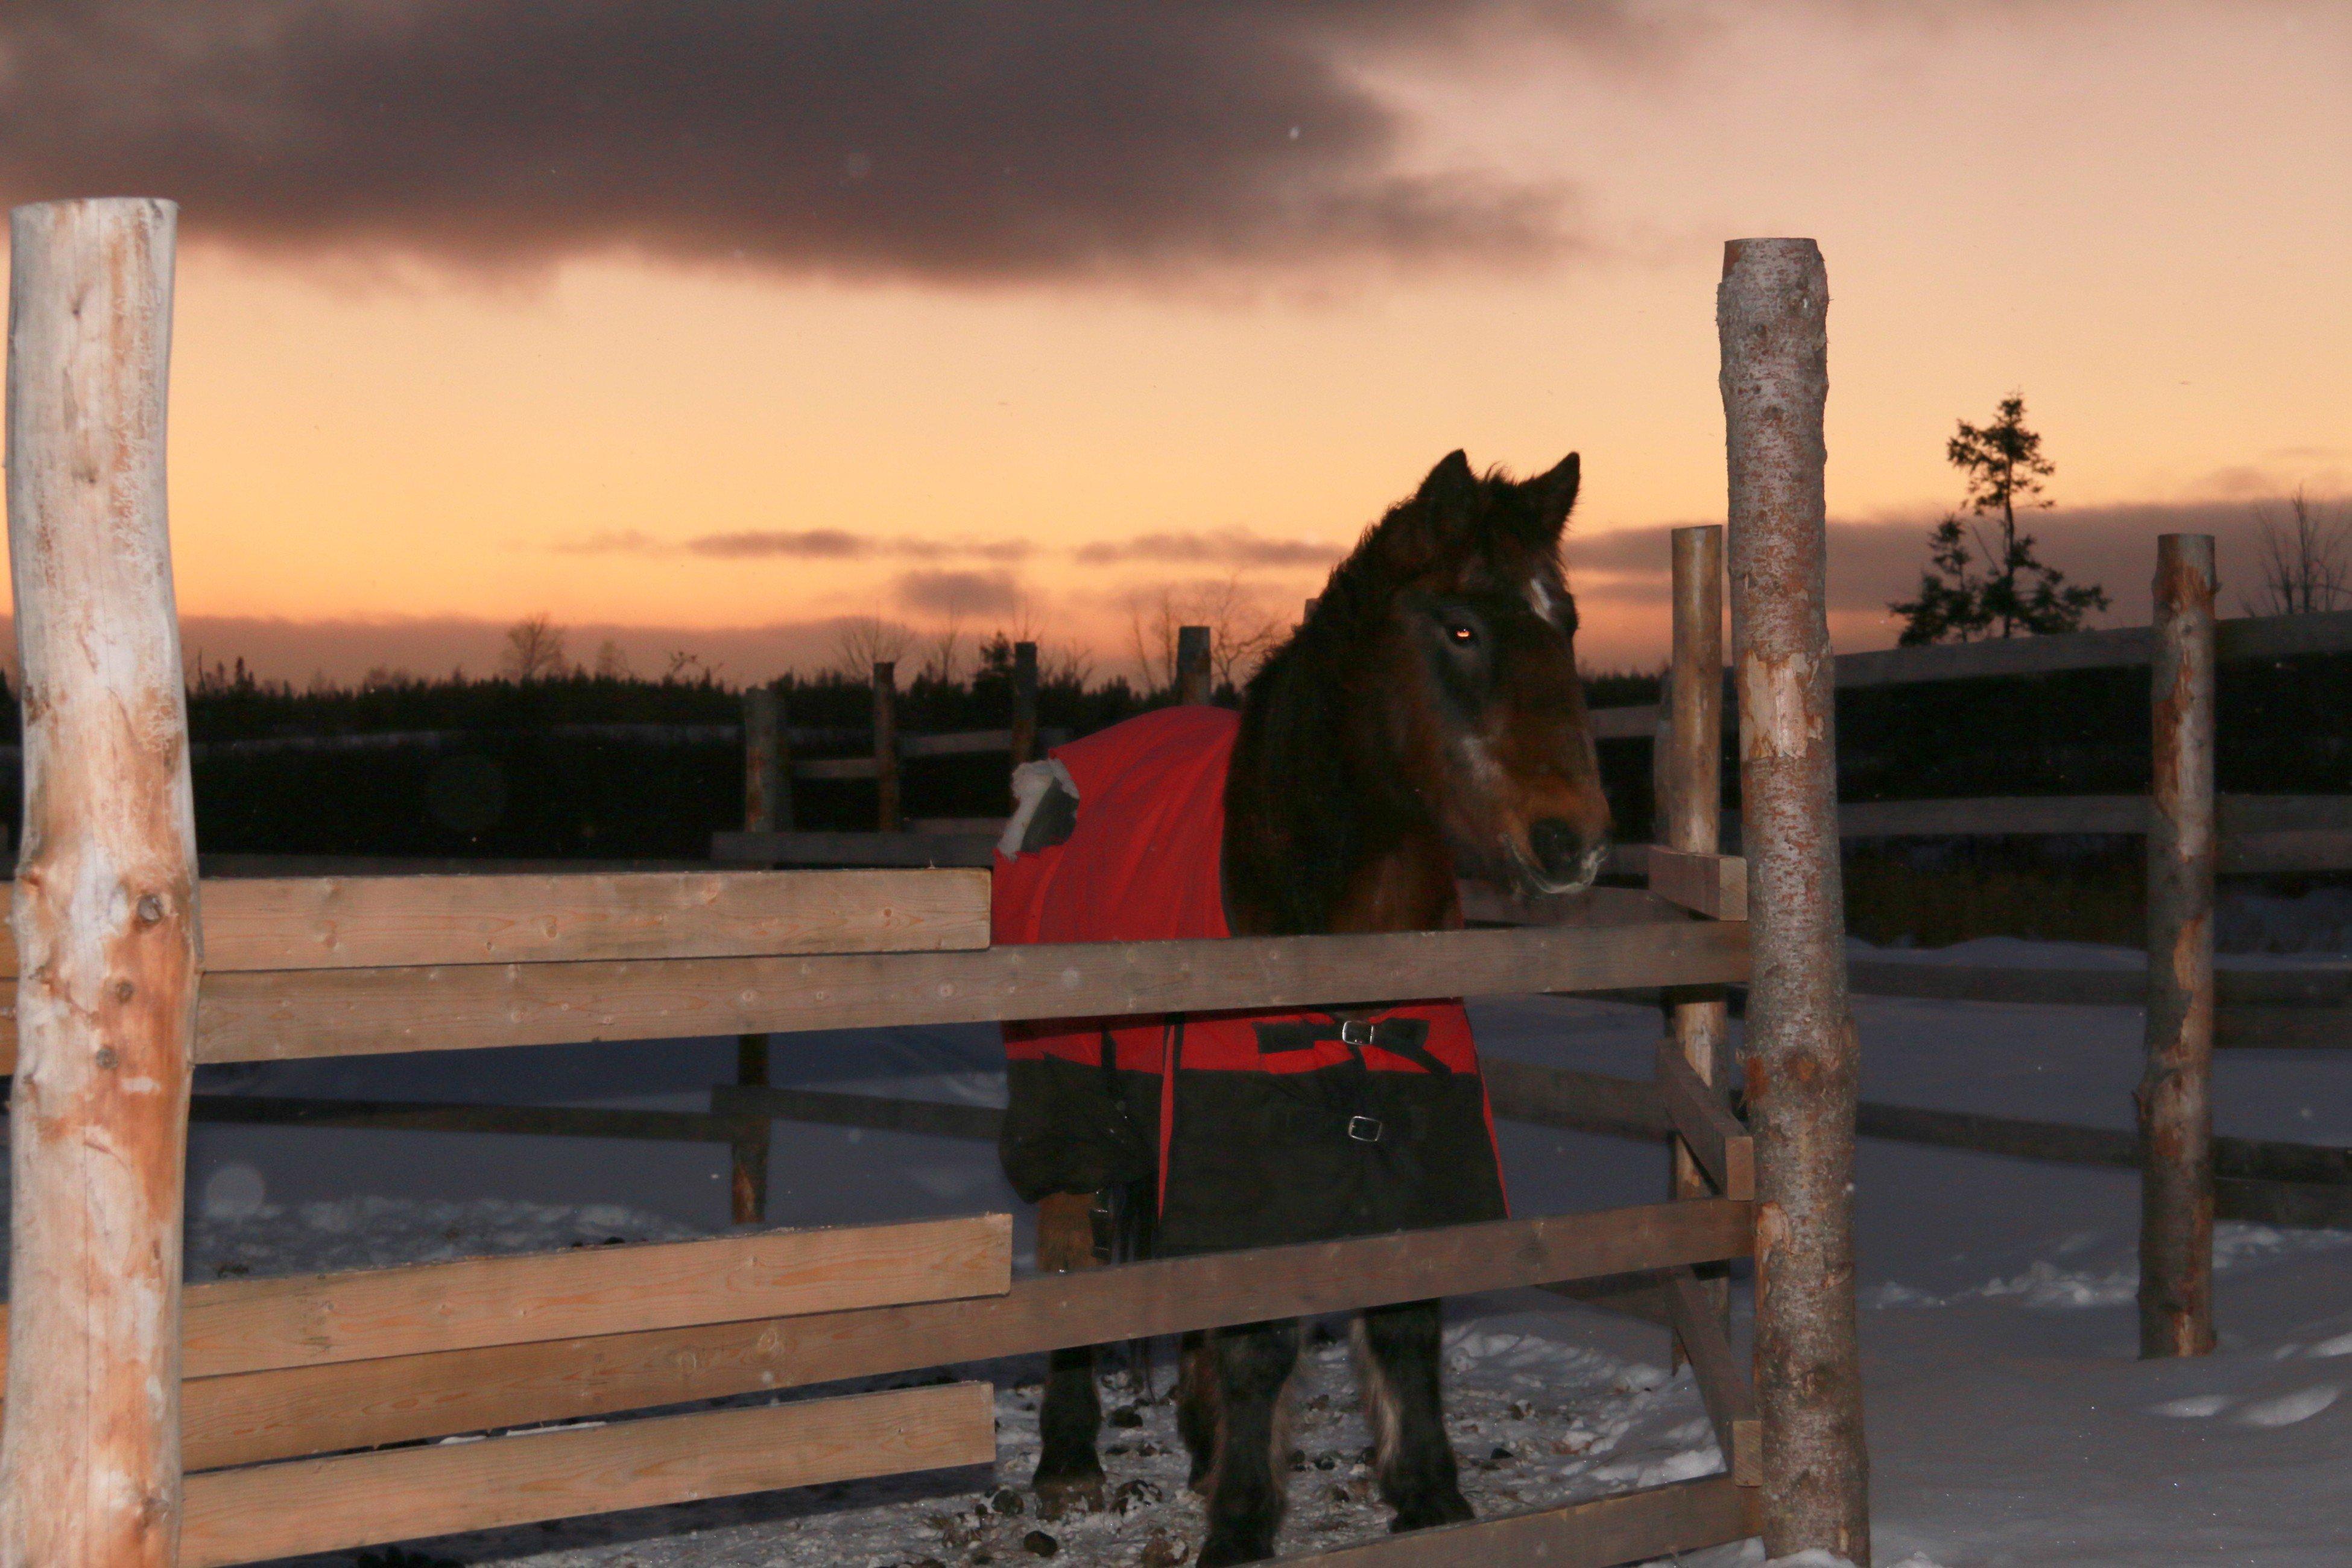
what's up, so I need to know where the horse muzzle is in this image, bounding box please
[1517,817,1611,897]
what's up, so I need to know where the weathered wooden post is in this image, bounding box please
[743,682,780,833]
[770,682,797,833]
[1010,640,1039,768]
[1176,624,1212,705]
[873,660,901,831]
[2,197,197,1568]
[2140,533,2218,1358]
[1719,237,1869,1562]
[1666,525,1734,1351]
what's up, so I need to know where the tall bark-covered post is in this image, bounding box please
[873,660,901,831]
[1010,640,1039,768]
[732,682,777,1218]
[1,197,197,1568]
[1176,624,1211,705]
[2140,533,2217,1358]
[1719,237,1869,1563]
[1667,526,1733,1307]
[770,682,797,833]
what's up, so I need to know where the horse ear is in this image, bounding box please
[1528,453,1580,542]
[1415,450,1481,534]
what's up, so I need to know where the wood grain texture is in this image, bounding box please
[2,195,196,1568]
[1665,1269,1761,1487]
[1482,1057,1671,1141]
[1276,1475,1756,1566]
[0,917,1749,1070]
[177,1382,994,1568]
[1649,849,1747,922]
[1655,1041,1754,1201]
[0,1215,1008,1389]
[0,867,988,977]
[168,1201,1751,1471]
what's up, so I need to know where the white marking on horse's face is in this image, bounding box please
[1526,576,1556,622]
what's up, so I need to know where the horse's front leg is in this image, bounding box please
[1195,1318,1301,1567]
[1353,1299,1473,1532]
[1032,1191,1107,1516]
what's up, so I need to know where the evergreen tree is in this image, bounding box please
[1891,394,2108,643]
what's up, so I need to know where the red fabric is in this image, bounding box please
[993,710,1498,1213]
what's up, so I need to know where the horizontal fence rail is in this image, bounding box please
[167,1198,1752,1473]
[0,916,1749,1072]
[0,868,990,976]
[1587,609,2352,739]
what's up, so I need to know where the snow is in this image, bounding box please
[6,946,2352,1564]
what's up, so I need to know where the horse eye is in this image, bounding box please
[1448,624,1476,644]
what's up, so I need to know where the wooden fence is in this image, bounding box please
[0,206,1875,1567]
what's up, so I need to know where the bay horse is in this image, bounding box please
[992,449,1609,1566]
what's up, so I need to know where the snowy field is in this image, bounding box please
[10,932,2352,1567]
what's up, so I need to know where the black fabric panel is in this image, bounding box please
[1155,1067,1506,1257]
[999,1056,1162,1204]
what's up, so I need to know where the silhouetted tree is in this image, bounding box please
[1891,395,2108,643]
[2246,487,2351,617]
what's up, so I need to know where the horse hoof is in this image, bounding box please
[1388,1488,1474,1532]
[1032,1473,1105,1520]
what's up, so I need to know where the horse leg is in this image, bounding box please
[1352,1300,1473,1532]
[1175,1329,1219,1493]
[1195,1318,1301,1568]
[1032,1191,1107,1516]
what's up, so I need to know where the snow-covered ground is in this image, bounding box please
[9,936,2352,1566]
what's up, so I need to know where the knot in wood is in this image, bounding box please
[136,894,164,925]
[113,979,135,1002]
[95,1046,117,1069]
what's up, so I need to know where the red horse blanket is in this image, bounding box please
[994,706,1508,1257]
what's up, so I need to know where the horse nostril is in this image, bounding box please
[1529,818,1594,880]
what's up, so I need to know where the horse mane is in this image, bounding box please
[1224,460,1570,937]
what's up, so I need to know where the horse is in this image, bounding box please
[991,448,1610,1566]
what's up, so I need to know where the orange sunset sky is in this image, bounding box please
[2,2,2346,683]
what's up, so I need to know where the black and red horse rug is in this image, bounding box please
[992,703,1508,1259]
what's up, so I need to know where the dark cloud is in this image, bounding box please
[896,569,1022,616]
[556,530,1032,561]
[0,2,1633,283]
[1074,531,1343,568]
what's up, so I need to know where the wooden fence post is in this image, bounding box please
[873,661,901,831]
[1010,641,1039,768]
[1666,526,1733,1356]
[1719,236,1868,1562]
[1,197,197,1568]
[743,683,780,833]
[2140,533,2218,1358]
[1177,625,1212,705]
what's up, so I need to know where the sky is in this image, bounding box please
[1,1,2345,684]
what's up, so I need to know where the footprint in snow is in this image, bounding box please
[2149,1394,2233,1418]
[2307,1330,2352,1359]
[2234,1386,2338,1427]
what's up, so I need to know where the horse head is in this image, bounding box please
[1324,449,1612,900]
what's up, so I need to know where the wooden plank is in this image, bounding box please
[713,829,998,868]
[2216,1177,2352,1230]
[178,1382,994,1568]
[171,1201,1751,1471]
[0,868,989,978]
[188,1213,1008,1376]
[1276,1474,1756,1566]
[1455,880,1680,928]
[1655,1041,1753,1200]
[0,917,1752,1070]
[1482,1057,1672,1141]
[1648,849,1747,922]
[1856,1102,2137,1167]
[1664,1269,1761,1487]
[714,1083,1006,1142]
[1541,1272,1675,1327]
[0,1216,1010,1385]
